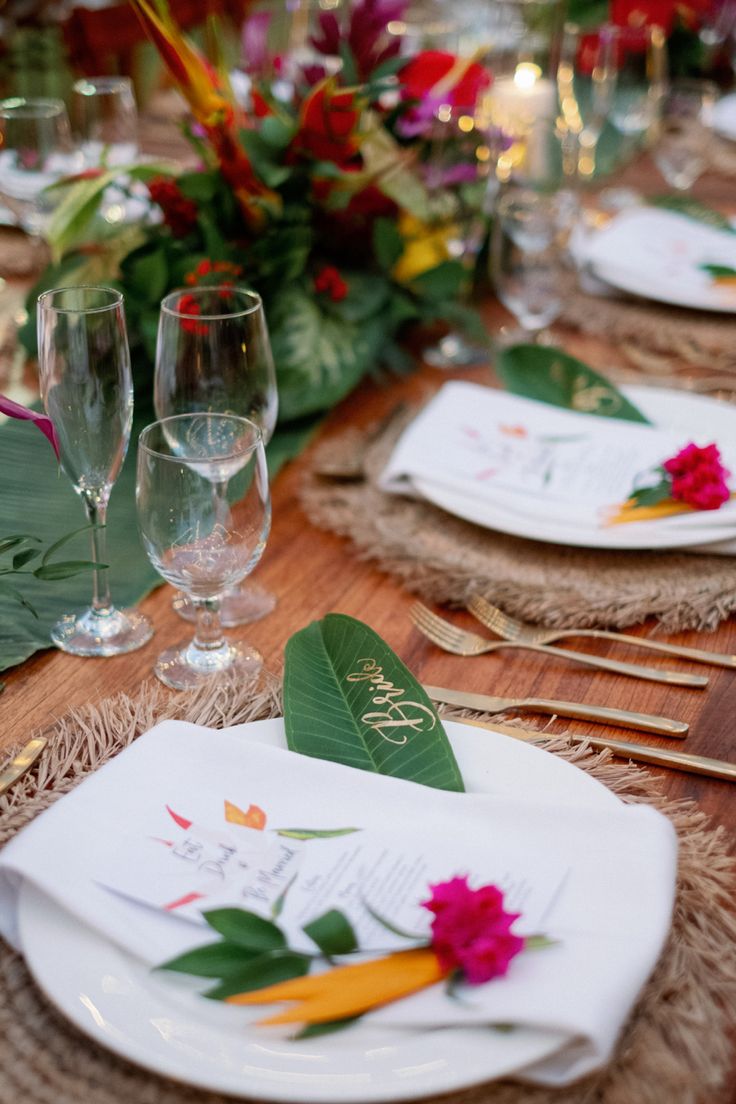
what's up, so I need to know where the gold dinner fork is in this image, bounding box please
[467,594,736,670]
[409,603,708,687]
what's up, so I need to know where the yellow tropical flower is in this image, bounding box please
[392,212,453,284]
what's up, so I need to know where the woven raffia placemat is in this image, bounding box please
[0,673,734,1104]
[301,411,736,633]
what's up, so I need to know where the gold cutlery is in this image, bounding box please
[468,595,736,670]
[424,684,688,738]
[0,736,47,797]
[459,716,736,783]
[410,603,708,688]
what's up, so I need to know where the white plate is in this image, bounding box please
[18,716,617,1104]
[583,207,736,314]
[413,384,736,550]
[714,93,736,142]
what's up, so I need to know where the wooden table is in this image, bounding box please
[1,227,735,1104]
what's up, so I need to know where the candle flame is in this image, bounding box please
[513,62,542,91]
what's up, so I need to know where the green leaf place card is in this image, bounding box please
[284,613,465,792]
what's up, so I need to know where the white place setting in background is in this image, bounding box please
[577,206,736,313]
[380,381,736,552]
[713,92,736,142]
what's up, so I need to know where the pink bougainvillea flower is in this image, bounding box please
[0,395,59,461]
[663,442,731,511]
[423,875,525,985]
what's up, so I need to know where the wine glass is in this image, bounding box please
[607,23,667,142]
[0,98,81,238]
[419,102,494,369]
[154,286,278,627]
[653,79,716,192]
[37,286,153,656]
[490,187,564,344]
[72,76,139,167]
[136,414,270,690]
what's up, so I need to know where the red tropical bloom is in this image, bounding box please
[314,265,349,301]
[399,50,491,109]
[294,80,360,165]
[148,176,198,237]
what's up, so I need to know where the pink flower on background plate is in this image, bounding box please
[663,442,730,511]
[423,875,525,984]
[0,395,59,460]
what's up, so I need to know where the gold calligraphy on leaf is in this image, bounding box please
[346,658,437,746]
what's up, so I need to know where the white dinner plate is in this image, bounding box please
[583,206,736,314]
[18,716,617,1104]
[412,384,736,551]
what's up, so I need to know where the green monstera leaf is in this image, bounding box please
[269,284,388,421]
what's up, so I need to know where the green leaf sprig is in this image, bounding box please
[0,524,104,618]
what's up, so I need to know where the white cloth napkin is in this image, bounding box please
[0,718,677,1086]
[379,381,736,547]
[578,207,736,313]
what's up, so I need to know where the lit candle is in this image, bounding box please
[487,62,557,181]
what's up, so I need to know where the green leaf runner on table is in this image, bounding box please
[649,194,736,236]
[283,613,465,792]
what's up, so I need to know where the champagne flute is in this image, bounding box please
[137,414,270,689]
[607,22,667,142]
[154,286,278,627]
[37,286,153,656]
[557,22,617,182]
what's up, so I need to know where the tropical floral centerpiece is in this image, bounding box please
[26,0,493,422]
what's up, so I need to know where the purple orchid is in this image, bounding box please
[0,395,60,461]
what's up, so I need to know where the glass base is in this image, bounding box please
[153,639,263,691]
[494,325,557,349]
[172,583,277,627]
[424,332,489,370]
[50,606,153,657]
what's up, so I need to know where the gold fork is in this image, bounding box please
[467,594,736,670]
[410,603,708,687]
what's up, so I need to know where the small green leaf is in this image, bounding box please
[701,264,736,279]
[271,872,298,919]
[373,217,405,271]
[0,579,39,618]
[338,42,359,85]
[202,908,287,951]
[0,535,40,556]
[294,1015,362,1039]
[41,523,94,566]
[629,478,672,508]
[157,941,262,978]
[303,909,358,956]
[12,547,41,570]
[260,115,296,150]
[496,345,650,423]
[411,260,465,302]
[362,899,424,941]
[203,950,311,999]
[276,827,360,840]
[33,560,101,580]
[177,171,216,202]
[524,934,558,951]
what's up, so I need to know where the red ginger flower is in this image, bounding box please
[663,442,731,511]
[294,79,360,167]
[314,265,349,301]
[148,176,198,237]
[423,876,525,985]
[399,50,492,109]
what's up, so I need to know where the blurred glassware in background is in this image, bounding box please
[238,0,344,98]
[557,22,617,183]
[155,286,278,627]
[0,98,81,238]
[137,414,271,690]
[607,23,667,142]
[491,186,565,344]
[699,0,736,50]
[72,76,139,168]
[653,78,716,191]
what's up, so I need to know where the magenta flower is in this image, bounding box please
[0,394,60,461]
[423,876,525,984]
[311,0,408,82]
[663,442,730,511]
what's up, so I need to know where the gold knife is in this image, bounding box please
[0,737,47,797]
[423,685,688,738]
[459,716,736,784]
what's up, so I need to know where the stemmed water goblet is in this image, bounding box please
[557,22,617,182]
[136,414,270,689]
[154,286,278,627]
[490,187,565,344]
[37,286,153,655]
[72,76,139,168]
[653,79,717,193]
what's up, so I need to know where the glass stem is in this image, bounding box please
[193,597,226,654]
[85,500,113,617]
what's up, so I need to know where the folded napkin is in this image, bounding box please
[0,717,676,1086]
[579,207,736,312]
[380,382,736,544]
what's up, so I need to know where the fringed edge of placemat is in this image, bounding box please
[0,675,734,1104]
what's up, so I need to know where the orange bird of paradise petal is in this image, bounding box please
[227,948,448,1025]
[224,800,267,829]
